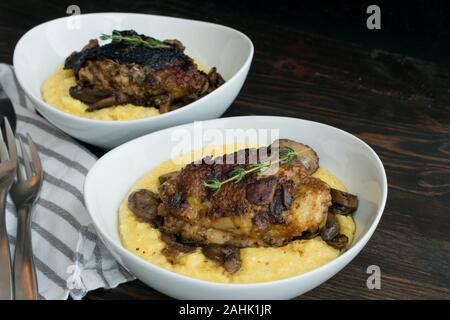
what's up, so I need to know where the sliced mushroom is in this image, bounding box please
[128,189,163,227]
[294,230,320,240]
[160,231,196,264]
[202,245,241,273]
[329,204,353,215]
[87,92,128,112]
[69,86,113,104]
[330,188,358,215]
[268,188,286,224]
[281,183,293,208]
[304,230,321,240]
[320,212,340,241]
[326,234,348,250]
[271,139,319,175]
[158,171,180,184]
[246,176,277,205]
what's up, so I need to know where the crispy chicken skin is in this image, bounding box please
[157,140,331,247]
[64,30,225,112]
[127,139,358,272]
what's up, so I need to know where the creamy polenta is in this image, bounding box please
[118,145,356,283]
[41,66,160,120]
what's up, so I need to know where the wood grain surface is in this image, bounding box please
[0,0,449,300]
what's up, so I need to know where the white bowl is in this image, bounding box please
[13,13,253,148]
[84,116,387,300]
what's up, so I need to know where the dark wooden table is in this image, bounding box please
[1,0,449,300]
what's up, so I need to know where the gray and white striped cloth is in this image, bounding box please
[0,64,134,300]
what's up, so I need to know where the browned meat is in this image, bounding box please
[128,139,359,272]
[64,30,224,112]
[158,171,180,184]
[157,139,332,247]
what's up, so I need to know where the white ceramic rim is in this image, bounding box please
[13,12,254,126]
[84,115,388,288]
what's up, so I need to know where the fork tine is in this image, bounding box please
[26,134,41,178]
[4,117,17,163]
[19,137,33,179]
[0,129,9,162]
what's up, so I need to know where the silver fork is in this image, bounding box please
[10,133,43,300]
[0,118,17,300]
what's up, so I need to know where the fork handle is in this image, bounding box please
[13,206,38,300]
[0,189,13,299]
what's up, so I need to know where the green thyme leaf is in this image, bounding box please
[203,146,311,195]
[99,34,111,41]
[204,178,220,189]
[99,32,168,48]
[280,146,295,158]
[231,167,247,183]
[257,165,270,173]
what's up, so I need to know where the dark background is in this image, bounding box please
[1,0,450,64]
[0,0,449,300]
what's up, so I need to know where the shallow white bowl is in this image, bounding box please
[84,116,387,300]
[13,13,253,148]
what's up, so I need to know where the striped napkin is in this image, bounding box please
[0,64,134,300]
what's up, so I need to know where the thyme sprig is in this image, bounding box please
[204,146,309,195]
[99,31,168,48]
